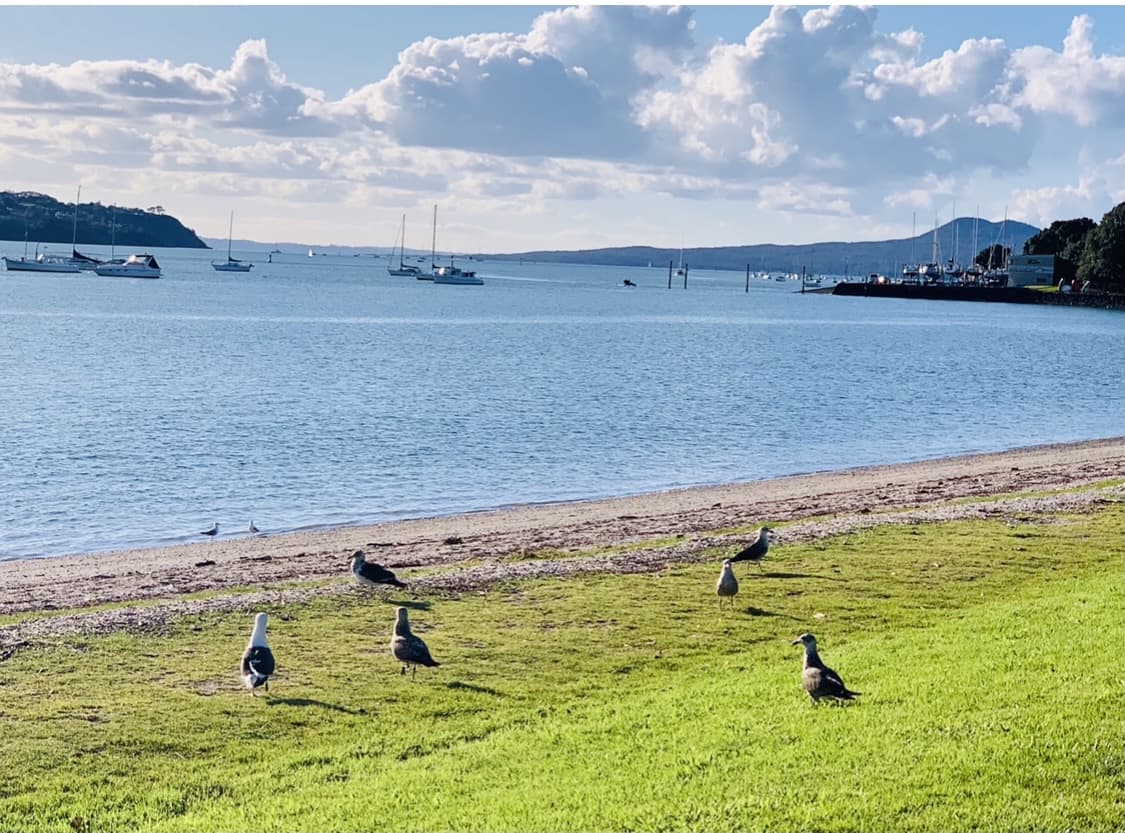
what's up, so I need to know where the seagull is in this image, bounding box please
[200,522,219,537]
[248,520,259,534]
[716,559,738,610]
[351,550,407,589]
[728,526,772,569]
[792,633,860,704]
[390,607,439,679]
[241,612,276,695]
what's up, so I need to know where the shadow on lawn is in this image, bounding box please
[383,598,432,611]
[445,680,503,696]
[267,697,364,714]
[757,571,835,580]
[741,605,798,619]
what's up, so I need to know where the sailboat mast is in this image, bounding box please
[110,207,116,259]
[430,204,437,272]
[911,211,916,265]
[227,210,234,260]
[950,200,956,266]
[973,204,979,267]
[400,213,407,269]
[72,185,81,251]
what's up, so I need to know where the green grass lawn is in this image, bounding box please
[0,500,1121,832]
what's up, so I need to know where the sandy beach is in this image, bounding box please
[1,437,1122,640]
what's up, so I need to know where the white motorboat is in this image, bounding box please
[428,204,482,285]
[94,253,161,278]
[387,213,423,277]
[433,264,483,285]
[212,210,253,272]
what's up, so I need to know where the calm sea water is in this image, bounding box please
[1,244,1122,560]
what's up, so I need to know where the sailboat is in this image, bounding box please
[2,217,80,273]
[429,204,482,285]
[212,211,254,272]
[68,185,105,270]
[386,214,423,277]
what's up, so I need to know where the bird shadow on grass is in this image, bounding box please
[741,606,798,619]
[445,680,503,697]
[379,598,432,611]
[757,571,834,580]
[267,697,364,715]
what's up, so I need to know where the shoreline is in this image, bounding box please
[2,437,1122,621]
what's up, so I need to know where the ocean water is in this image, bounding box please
[1,245,1122,560]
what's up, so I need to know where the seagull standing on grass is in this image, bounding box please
[390,607,439,679]
[241,612,276,695]
[200,522,219,538]
[716,559,738,610]
[351,551,408,589]
[792,633,860,704]
[729,526,772,569]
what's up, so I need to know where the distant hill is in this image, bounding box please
[0,191,208,249]
[480,218,1040,276]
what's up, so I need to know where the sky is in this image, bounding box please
[0,3,1122,252]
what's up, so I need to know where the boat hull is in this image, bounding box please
[388,267,422,277]
[3,256,80,273]
[433,273,483,285]
[212,261,253,272]
[94,266,161,278]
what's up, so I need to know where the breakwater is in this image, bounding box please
[832,282,1124,310]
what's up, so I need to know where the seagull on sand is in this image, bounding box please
[200,522,219,537]
[728,526,772,569]
[716,559,738,610]
[390,607,439,679]
[248,520,259,534]
[351,551,408,589]
[241,612,276,695]
[792,633,860,704]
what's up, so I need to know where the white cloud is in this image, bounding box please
[0,7,1120,249]
[1009,152,1125,227]
[0,39,334,136]
[1006,15,1125,127]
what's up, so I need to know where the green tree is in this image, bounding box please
[1023,217,1095,264]
[1077,202,1125,291]
[975,244,1010,269]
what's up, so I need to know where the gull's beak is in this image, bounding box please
[791,638,801,645]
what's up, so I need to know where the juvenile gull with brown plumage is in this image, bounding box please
[351,550,407,589]
[728,526,772,569]
[716,559,738,610]
[390,607,439,679]
[240,612,276,696]
[792,632,860,704]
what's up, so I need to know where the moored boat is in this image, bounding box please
[3,253,80,273]
[212,210,253,272]
[432,263,483,285]
[94,253,161,278]
[427,204,482,285]
[387,214,423,277]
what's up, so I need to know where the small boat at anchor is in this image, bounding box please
[212,210,253,272]
[427,205,482,286]
[387,213,423,277]
[94,253,162,279]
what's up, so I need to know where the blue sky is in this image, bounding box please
[0,4,1121,252]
